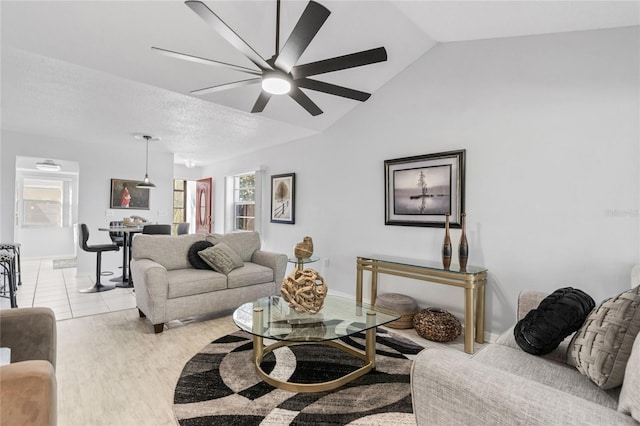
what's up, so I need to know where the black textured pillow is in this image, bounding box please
[187,240,214,270]
[514,287,595,356]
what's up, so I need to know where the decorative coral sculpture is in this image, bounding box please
[281,268,327,314]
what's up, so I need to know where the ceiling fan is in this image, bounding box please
[152,0,388,116]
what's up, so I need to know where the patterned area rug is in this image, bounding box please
[173,329,424,425]
[52,257,77,269]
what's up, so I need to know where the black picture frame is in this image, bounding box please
[385,150,465,228]
[270,173,295,224]
[110,178,150,210]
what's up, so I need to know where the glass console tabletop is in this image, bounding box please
[359,253,487,275]
[232,295,400,393]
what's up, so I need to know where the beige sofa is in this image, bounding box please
[411,289,639,425]
[130,232,287,333]
[0,307,57,426]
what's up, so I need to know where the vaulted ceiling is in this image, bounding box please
[2,1,638,166]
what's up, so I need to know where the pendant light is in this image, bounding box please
[136,135,157,188]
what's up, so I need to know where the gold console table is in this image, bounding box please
[356,255,487,354]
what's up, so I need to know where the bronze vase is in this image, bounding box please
[442,213,452,269]
[458,213,468,269]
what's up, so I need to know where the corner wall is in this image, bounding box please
[204,27,640,335]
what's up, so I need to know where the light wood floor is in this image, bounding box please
[56,309,238,426]
[7,259,486,425]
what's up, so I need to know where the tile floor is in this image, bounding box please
[1,258,137,319]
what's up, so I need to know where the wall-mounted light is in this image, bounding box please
[35,159,62,172]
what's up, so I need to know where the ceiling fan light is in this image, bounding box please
[262,76,291,95]
[35,160,62,172]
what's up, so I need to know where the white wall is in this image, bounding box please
[1,130,175,275]
[203,27,640,336]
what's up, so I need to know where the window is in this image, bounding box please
[22,178,63,227]
[173,179,186,224]
[233,172,255,231]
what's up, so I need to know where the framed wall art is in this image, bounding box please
[110,178,150,210]
[385,150,465,228]
[270,173,295,224]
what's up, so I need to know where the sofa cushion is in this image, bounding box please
[496,325,573,364]
[514,287,595,356]
[618,333,640,421]
[472,344,620,409]
[569,286,640,389]
[198,243,244,275]
[206,232,260,262]
[227,262,274,289]
[187,240,214,270]
[166,269,226,299]
[133,234,205,270]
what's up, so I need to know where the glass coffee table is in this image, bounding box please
[233,294,400,393]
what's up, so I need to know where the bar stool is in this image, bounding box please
[0,243,21,287]
[78,224,119,293]
[142,224,172,235]
[176,222,190,235]
[0,251,17,308]
[108,221,125,247]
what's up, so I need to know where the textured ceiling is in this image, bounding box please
[1,1,638,166]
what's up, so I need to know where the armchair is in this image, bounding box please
[0,307,57,426]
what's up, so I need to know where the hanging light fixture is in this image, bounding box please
[136,135,157,188]
[35,159,62,172]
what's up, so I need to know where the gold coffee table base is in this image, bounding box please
[252,309,377,393]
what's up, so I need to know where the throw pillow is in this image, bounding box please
[618,329,640,421]
[198,243,244,275]
[187,240,214,270]
[514,287,595,356]
[569,285,640,389]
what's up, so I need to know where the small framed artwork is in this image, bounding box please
[270,173,295,224]
[385,150,465,228]
[110,178,150,210]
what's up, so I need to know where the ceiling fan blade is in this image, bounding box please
[251,91,272,113]
[296,78,371,102]
[151,47,261,75]
[274,1,330,73]
[289,86,323,116]
[185,1,272,71]
[190,78,261,96]
[291,47,387,79]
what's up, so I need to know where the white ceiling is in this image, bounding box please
[2,1,638,166]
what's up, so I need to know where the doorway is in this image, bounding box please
[15,156,79,259]
[195,178,213,233]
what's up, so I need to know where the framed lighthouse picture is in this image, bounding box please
[384,150,465,228]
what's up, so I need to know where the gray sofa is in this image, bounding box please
[411,290,639,425]
[130,232,287,333]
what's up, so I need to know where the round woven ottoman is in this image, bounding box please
[374,293,418,329]
[413,307,462,342]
